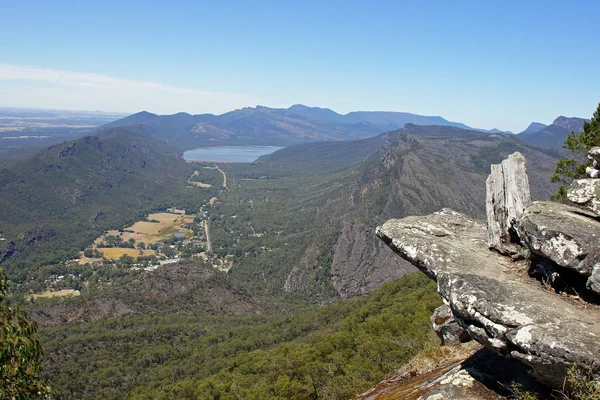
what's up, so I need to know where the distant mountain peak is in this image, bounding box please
[552,116,586,132]
[518,122,547,136]
[134,111,158,118]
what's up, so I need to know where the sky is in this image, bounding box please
[1,0,599,132]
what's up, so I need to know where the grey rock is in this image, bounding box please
[517,201,600,281]
[355,347,549,400]
[486,152,531,254]
[331,221,417,298]
[586,167,600,178]
[567,179,600,215]
[588,265,600,294]
[430,304,471,345]
[588,147,600,162]
[377,209,600,387]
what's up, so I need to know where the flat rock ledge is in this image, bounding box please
[376,209,600,387]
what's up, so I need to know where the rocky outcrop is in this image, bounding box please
[517,201,600,279]
[567,179,600,215]
[486,152,531,254]
[331,221,416,298]
[430,305,471,346]
[376,209,600,387]
[355,345,548,400]
[587,147,600,178]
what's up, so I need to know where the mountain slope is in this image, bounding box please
[208,125,559,298]
[519,116,587,149]
[519,122,547,135]
[0,128,196,278]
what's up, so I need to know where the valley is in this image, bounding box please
[0,113,579,399]
[3,3,599,399]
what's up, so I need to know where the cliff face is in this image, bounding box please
[331,221,416,298]
[375,152,600,392]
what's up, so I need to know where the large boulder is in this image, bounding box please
[376,209,600,387]
[486,152,531,254]
[567,178,600,216]
[517,201,600,293]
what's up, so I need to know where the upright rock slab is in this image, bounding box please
[376,209,600,387]
[486,152,531,254]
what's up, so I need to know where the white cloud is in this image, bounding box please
[0,63,262,114]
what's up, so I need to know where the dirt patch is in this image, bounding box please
[187,170,212,188]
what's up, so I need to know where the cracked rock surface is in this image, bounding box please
[517,201,600,293]
[567,178,600,216]
[376,209,600,387]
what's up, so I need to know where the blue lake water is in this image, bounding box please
[183,146,284,163]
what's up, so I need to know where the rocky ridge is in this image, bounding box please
[376,151,600,391]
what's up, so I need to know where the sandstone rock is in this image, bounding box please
[430,305,471,345]
[567,179,600,215]
[486,152,531,254]
[376,209,600,387]
[517,202,600,285]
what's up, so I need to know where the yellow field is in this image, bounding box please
[96,248,156,259]
[96,212,194,245]
[28,289,80,300]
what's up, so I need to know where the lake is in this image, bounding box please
[183,146,284,163]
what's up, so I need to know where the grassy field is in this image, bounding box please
[96,212,195,245]
[96,248,156,259]
[27,289,80,300]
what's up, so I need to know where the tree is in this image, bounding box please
[551,103,600,200]
[0,269,52,399]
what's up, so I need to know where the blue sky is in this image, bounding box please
[1,0,599,132]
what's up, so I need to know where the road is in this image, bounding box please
[204,219,212,253]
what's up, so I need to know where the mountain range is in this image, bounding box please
[103,104,592,152]
[103,104,514,150]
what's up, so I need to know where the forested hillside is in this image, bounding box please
[37,272,440,399]
[0,128,216,280]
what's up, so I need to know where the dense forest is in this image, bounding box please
[38,273,440,399]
